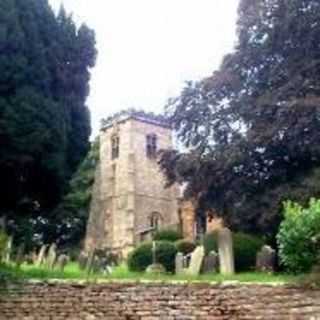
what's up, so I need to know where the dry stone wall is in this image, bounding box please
[1,282,320,319]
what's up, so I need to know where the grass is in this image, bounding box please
[0,262,302,284]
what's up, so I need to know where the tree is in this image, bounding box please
[47,139,99,247]
[159,0,320,238]
[0,0,96,241]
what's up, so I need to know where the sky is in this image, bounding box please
[49,0,239,137]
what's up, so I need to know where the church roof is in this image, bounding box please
[101,109,171,130]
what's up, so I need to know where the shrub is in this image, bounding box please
[203,231,264,272]
[277,199,320,273]
[203,231,218,254]
[128,243,152,272]
[175,239,196,255]
[153,229,182,242]
[128,241,177,273]
[155,241,178,272]
[233,233,264,272]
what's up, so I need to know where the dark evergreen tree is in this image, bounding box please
[160,0,320,238]
[0,0,96,243]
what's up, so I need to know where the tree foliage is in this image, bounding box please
[0,0,96,236]
[159,0,320,237]
[8,139,99,249]
[277,199,320,273]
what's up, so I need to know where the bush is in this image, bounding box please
[128,243,152,272]
[128,241,177,273]
[277,199,320,273]
[233,233,264,272]
[153,229,182,242]
[203,231,264,272]
[203,231,218,254]
[175,239,196,255]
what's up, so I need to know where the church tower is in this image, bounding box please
[85,111,180,257]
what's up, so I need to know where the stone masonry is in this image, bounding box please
[1,282,320,319]
[85,113,180,257]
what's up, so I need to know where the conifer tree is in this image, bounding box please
[0,0,96,240]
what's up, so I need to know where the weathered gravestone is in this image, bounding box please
[186,246,205,276]
[46,244,57,270]
[78,252,88,270]
[56,254,70,272]
[256,245,276,272]
[4,236,13,263]
[175,252,184,274]
[15,243,25,268]
[146,263,166,274]
[218,228,235,275]
[202,251,219,274]
[36,245,48,267]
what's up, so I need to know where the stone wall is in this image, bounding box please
[1,282,320,319]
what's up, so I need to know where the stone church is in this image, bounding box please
[84,110,221,257]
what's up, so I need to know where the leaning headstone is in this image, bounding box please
[217,228,235,275]
[4,236,13,263]
[15,243,25,268]
[56,254,69,272]
[175,252,184,274]
[202,251,219,274]
[46,244,57,270]
[78,252,88,270]
[186,246,205,276]
[36,245,47,267]
[256,245,276,272]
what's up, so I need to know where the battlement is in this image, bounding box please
[101,109,171,130]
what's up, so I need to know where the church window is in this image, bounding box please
[146,134,157,158]
[150,212,162,231]
[111,135,119,159]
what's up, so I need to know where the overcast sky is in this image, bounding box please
[49,0,239,137]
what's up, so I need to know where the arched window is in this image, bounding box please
[146,134,157,158]
[150,212,162,231]
[111,135,119,159]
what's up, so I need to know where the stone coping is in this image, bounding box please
[10,278,298,287]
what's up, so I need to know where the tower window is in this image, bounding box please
[146,134,157,158]
[111,135,119,159]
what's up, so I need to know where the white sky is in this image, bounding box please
[49,0,239,137]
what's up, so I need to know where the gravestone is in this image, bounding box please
[202,251,218,274]
[256,245,276,272]
[175,252,184,274]
[4,236,13,263]
[56,254,69,272]
[46,244,57,270]
[36,245,47,267]
[78,252,88,270]
[186,246,205,276]
[217,228,235,275]
[146,263,166,274]
[15,243,25,268]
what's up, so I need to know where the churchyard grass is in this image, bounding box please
[0,262,302,283]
